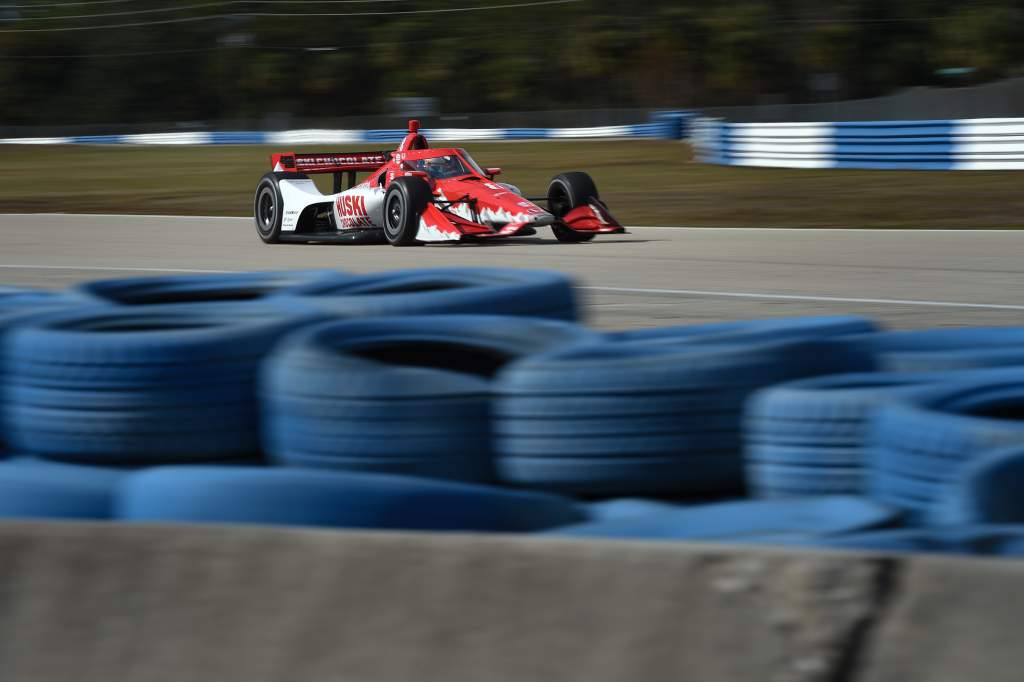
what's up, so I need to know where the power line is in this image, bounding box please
[4,46,225,58]
[239,1,412,3]
[776,16,947,24]
[238,0,579,17]
[0,0,578,32]
[0,14,224,31]
[4,0,411,21]
[1,0,135,7]
[2,34,554,58]
[2,2,223,20]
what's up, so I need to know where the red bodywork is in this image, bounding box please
[270,120,625,242]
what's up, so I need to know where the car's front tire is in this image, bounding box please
[383,176,432,247]
[254,173,287,244]
[547,171,599,243]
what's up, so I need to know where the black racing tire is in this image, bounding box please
[254,172,288,244]
[548,172,599,243]
[383,176,432,246]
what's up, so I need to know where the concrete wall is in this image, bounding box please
[0,521,1013,682]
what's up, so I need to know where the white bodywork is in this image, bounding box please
[277,178,385,232]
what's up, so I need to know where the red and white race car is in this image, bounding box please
[254,120,624,246]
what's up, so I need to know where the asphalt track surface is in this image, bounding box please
[3,213,1024,330]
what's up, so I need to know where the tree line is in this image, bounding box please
[2,0,1023,127]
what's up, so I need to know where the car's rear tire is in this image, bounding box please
[383,177,432,247]
[254,172,292,244]
[547,171,598,243]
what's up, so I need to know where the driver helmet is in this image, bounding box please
[424,155,459,178]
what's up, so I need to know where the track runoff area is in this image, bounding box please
[2,213,1023,330]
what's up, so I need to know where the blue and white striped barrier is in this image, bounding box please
[1,114,694,146]
[692,117,1024,170]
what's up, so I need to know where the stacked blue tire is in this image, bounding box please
[262,315,598,482]
[1,288,97,455]
[934,446,1024,525]
[494,338,875,496]
[2,307,322,463]
[744,373,938,498]
[868,373,1024,524]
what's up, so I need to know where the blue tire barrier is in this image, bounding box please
[0,457,130,519]
[743,373,941,497]
[930,446,1024,525]
[544,495,899,542]
[2,306,110,454]
[2,307,325,464]
[0,286,88,314]
[262,315,598,482]
[494,338,875,496]
[609,315,878,345]
[75,270,349,306]
[584,498,686,522]
[867,372,1024,523]
[846,327,1024,371]
[276,267,579,321]
[804,526,1024,556]
[115,466,586,532]
[745,463,863,497]
[499,454,744,497]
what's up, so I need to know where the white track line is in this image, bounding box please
[583,286,1024,311]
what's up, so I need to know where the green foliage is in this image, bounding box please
[3,0,1024,125]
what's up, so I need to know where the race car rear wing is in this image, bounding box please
[271,151,391,192]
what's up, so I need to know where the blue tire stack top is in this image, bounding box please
[275,267,580,321]
[846,327,1024,371]
[74,269,350,306]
